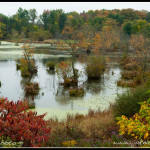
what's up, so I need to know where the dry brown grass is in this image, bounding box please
[77,109,116,138]
[117,79,136,87]
[121,70,138,79]
[46,108,118,147]
[124,63,138,70]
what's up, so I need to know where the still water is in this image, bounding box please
[0,54,128,121]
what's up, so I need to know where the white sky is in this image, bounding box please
[0,2,150,16]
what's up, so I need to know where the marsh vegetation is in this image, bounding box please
[0,7,150,148]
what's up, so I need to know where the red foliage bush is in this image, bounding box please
[0,97,51,147]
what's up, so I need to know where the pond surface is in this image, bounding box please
[0,50,129,121]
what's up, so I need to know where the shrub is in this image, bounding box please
[69,87,84,97]
[85,56,105,80]
[63,77,72,87]
[46,61,55,70]
[56,61,79,87]
[19,58,37,77]
[29,29,52,41]
[116,98,150,141]
[114,80,150,118]
[25,82,40,95]
[20,65,30,77]
[16,64,21,70]
[56,61,72,80]
[63,77,78,87]
[0,97,51,147]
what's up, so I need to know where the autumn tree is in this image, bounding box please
[18,42,37,77]
[101,18,121,51]
[120,8,139,20]
[130,34,145,51]
[131,19,147,34]
[12,29,21,46]
[59,25,82,82]
[130,34,150,74]
[29,9,37,25]
[79,23,94,53]
[92,33,102,54]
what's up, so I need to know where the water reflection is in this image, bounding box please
[0,55,129,121]
[84,79,102,94]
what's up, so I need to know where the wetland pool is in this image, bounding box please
[0,52,129,121]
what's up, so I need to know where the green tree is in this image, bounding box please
[90,16,106,31]
[59,13,67,33]
[107,14,125,26]
[29,9,37,25]
[0,22,6,45]
[131,20,147,34]
[146,12,150,22]
[123,22,132,36]
[40,10,50,30]
[142,23,150,38]
[13,7,30,36]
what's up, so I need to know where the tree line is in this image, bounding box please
[1,7,150,50]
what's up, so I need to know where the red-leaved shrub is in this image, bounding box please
[0,97,51,147]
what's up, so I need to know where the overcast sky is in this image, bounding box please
[1,2,150,16]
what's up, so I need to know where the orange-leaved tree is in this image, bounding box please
[57,25,85,83]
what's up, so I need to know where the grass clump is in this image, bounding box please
[62,77,78,87]
[85,56,105,80]
[25,82,40,95]
[16,63,21,70]
[46,61,55,70]
[69,87,84,97]
[17,58,37,77]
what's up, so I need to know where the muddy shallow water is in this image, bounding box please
[0,46,129,121]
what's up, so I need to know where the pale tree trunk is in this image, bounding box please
[71,49,76,81]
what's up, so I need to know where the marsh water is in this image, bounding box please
[0,42,129,121]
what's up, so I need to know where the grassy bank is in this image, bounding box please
[114,79,150,118]
[43,107,135,147]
